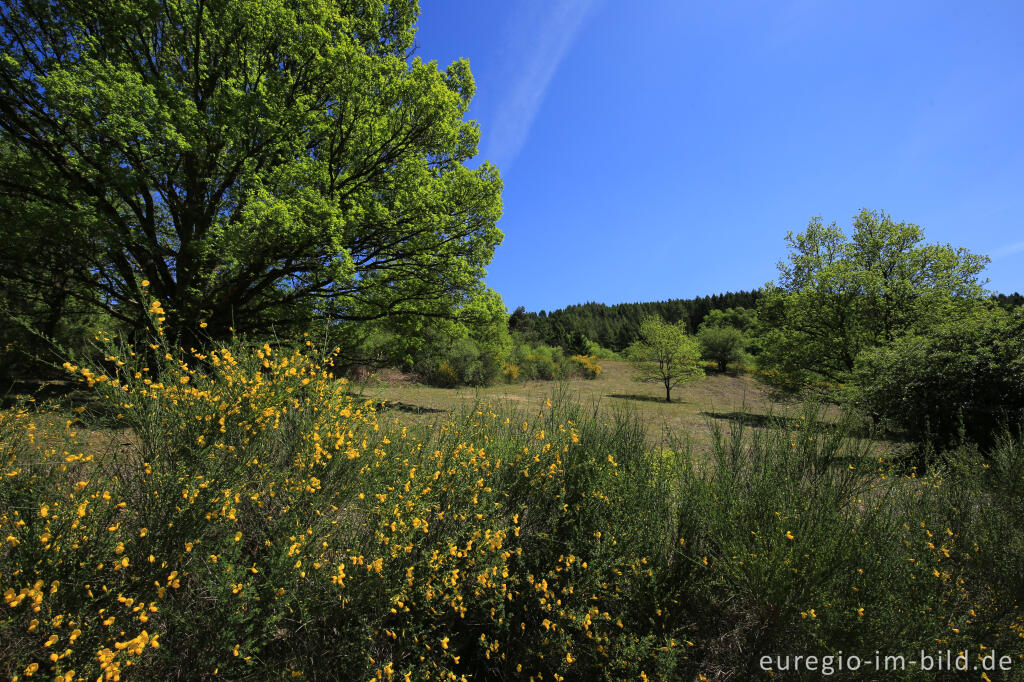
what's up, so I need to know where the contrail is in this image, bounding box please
[486,0,597,170]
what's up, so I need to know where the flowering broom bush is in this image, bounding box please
[569,355,602,380]
[0,332,685,680]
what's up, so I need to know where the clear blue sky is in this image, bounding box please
[415,1,1024,312]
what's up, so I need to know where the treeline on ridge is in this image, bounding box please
[509,290,1022,356]
[508,290,762,352]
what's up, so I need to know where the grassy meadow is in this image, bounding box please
[2,340,1022,681]
[353,360,818,450]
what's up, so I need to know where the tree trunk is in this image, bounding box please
[664,382,671,402]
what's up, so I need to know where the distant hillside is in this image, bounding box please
[509,290,762,352]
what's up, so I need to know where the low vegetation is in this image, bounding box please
[2,338,1022,680]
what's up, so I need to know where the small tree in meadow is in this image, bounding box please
[626,316,704,401]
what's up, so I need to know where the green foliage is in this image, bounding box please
[515,343,564,381]
[626,316,703,402]
[696,326,745,372]
[583,338,621,360]
[0,286,105,385]
[664,409,1024,678]
[501,361,520,383]
[0,0,502,345]
[419,336,504,388]
[565,331,591,356]
[852,306,1024,452]
[993,292,1024,310]
[758,209,989,393]
[698,306,761,357]
[944,434,1024,606]
[698,306,758,335]
[347,288,512,387]
[0,342,683,680]
[0,154,114,382]
[667,408,903,672]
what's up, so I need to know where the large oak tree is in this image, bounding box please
[0,0,502,345]
[757,209,989,391]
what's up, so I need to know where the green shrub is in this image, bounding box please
[852,306,1024,452]
[502,362,519,383]
[518,344,565,381]
[445,337,484,385]
[583,339,620,360]
[419,336,505,387]
[427,359,459,387]
[660,407,1024,678]
[0,344,683,680]
[697,325,745,372]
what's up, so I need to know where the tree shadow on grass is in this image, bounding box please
[376,400,446,415]
[700,410,801,429]
[608,393,683,405]
[701,411,864,437]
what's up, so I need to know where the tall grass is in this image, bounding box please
[1,339,1022,680]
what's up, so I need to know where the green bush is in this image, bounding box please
[659,406,1024,677]
[501,361,519,383]
[419,337,505,387]
[697,325,745,372]
[426,359,459,387]
[516,344,566,381]
[0,343,681,680]
[583,339,620,360]
[852,306,1024,452]
[419,336,599,387]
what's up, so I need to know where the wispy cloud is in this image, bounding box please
[991,240,1024,260]
[485,0,597,169]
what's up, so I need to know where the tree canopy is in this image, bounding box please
[757,209,989,390]
[0,0,502,346]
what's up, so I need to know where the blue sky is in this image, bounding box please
[415,1,1024,312]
